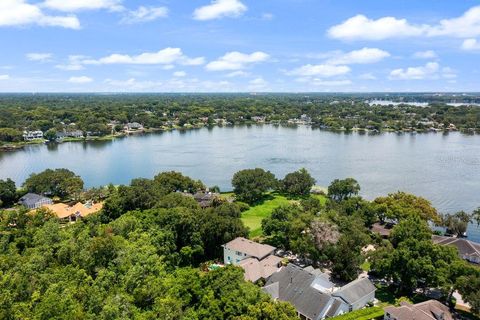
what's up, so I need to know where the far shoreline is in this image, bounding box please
[1,122,477,153]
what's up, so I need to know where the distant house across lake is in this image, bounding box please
[22,130,43,141]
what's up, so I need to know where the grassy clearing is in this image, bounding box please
[361,260,371,272]
[329,307,384,320]
[241,192,327,237]
[241,194,291,237]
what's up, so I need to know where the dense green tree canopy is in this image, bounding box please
[373,192,440,223]
[0,178,17,207]
[232,168,277,204]
[328,178,360,202]
[281,168,316,197]
[23,168,84,199]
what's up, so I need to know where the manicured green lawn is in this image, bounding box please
[328,307,384,320]
[241,194,291,237]
[241,192,327,237]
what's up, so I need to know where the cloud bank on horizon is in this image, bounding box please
[0,0,479,92]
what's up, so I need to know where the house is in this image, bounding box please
[124,122,144,131]
[23,130,44,141]
[19,193,53,209]
[262,264,376,320]
[384,300,453,320]
[432,235,480,264]
[67,130,84,138]
[40,201,103,222]
[223,237,276,265]
[193,192,219,208]
[222,237,283,282]
[56,130,84,140]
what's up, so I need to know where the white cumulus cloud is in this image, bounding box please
[193,0,247,21]
[328,15,426,41]
[121,6,168,24]
[26,53,53,62]
[328,6,480,40]
[206,51,270,71]
[68,76,93,83]
[326,48,390,65]
[83,48,205,66]
[0,0,80,29]
[462,38,480,51]
[389,62,455,80]
[0,74,10,80]
[42,0,124,12]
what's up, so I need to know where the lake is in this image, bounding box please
[1,125,480,242]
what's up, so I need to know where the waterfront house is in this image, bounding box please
[222,237,283,282]
[432,235,480,264]
[23,130,44,141]
[40,201,103,223]
[125,122,144,131]
[383,300,453,320]
[262,264,376,320]
[223,237,276,265]
[19,193,53,209]
[56,130,84,140]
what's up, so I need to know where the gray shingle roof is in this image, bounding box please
[223,237,275,260]
[332,277,376,305]
[263,264,333,320]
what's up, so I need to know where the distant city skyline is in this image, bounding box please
[1,0,480,92]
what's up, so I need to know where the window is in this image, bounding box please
[235,251,242,256]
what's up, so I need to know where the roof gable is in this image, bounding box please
[224,237,275,259]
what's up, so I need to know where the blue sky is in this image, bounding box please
[0,0,480,92]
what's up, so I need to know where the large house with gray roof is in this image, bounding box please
[263,264,376,320]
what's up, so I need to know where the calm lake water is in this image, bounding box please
[1,125,480,242]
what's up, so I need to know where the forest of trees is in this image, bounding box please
[1,168,480,318]
[0,93,479,145]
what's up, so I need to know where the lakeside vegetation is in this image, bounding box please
[1,166,480,319]
[1,93,480,150]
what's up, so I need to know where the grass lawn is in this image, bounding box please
[329,306,384,320]
[241,192,327,237]
[361,260,371,272]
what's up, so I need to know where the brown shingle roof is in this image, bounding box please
[223,237,275,260]
[239,255,282,282]
[384,300,453,320]
[432,235,480,259]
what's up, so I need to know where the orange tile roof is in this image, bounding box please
[40,202,103,219]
